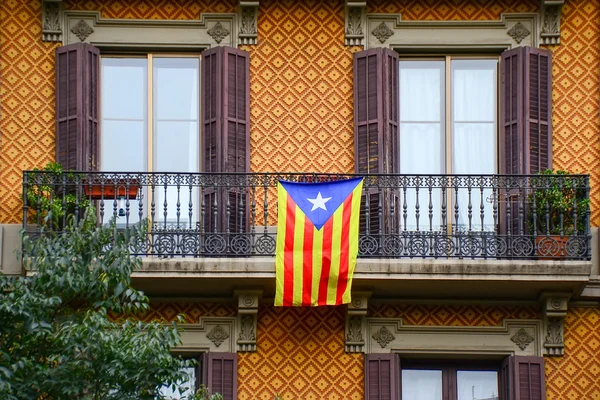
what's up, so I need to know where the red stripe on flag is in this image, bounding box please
[283,194,296,306]
[318,217,333,306]
[302,216,313,306]
[336,194,353,304]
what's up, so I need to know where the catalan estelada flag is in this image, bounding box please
[275,177,364,307]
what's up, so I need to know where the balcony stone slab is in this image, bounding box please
[134,256,592,301]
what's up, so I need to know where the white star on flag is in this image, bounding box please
[307,192,332,212]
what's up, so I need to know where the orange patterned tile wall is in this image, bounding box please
[546,307,600,399]
[547,1,600,226]
[1,0,599,224]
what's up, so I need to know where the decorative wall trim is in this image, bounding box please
[61,10,239,49]
[345,292,370,353]
[540,293,570,356]
[540,0,564,45]
[344,1,366,46]
[364,13,539,50]
[42,0,63,42]
[365,318,543,356]
[239,1,259,45]
[235,290,262,352]
[174,317,237,353]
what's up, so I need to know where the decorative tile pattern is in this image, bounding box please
[366,0,538,17]
[546,307,600,399]
[247,0,356,176]
[128,302,237,323]
[0,0,58,224]
[237,306,364,400]
[0,0,235,224]
[2,0,599,225]
[545,0,600,225]
[369,304,541,325]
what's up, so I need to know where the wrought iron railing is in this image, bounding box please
[22,171,591,260]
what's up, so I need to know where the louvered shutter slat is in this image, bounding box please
[201,47,250,240]
[55,43,100,171]
[500,46,552,175]
[354,49,399,238]
[364,353,400,400]
[204,353,238,400]
[500,46,553,237]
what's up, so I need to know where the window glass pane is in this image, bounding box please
[453,123,495,231]
[101,58,147,120]
[400,61,444,122]
[452,59,497,122]
[154,121,200,225]
[451,59,497,176]
[101,58,147,171]
[101,120,146,171]
[158,366,196,399]
[457,370,498,400]
[154,57,200,121]
[402,369,442,400]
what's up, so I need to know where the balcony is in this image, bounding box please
[22,171,593,300]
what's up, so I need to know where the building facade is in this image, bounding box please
[1,0,600,399]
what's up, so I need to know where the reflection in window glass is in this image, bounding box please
[457,370,498,400]
[402,369,443,400]
[158,366,196,399]
[101,58,147,172]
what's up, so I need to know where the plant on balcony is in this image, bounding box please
[25,161,90,229]
[527,169,589,236]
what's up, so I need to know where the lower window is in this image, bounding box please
[402,360,499,400]
[158,355,202,399]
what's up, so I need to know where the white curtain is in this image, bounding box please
[402,370,443,400]
[399,59,497,232]
[399,61,444,231]
[452,60,497,232]
[153,57,200,227]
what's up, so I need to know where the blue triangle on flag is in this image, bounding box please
[279,177,363,230]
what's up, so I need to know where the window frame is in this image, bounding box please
[401,358,501,400]
[397,54,500,176]
[99,52,203,174]
[159,352,204,399]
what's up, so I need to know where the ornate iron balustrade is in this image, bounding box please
[22,172,591,260]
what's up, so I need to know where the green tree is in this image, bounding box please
[0,210,194,400]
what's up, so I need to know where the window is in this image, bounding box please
[398,57,498,231]
[100,55,201,173]
[100,55,201,225]
[399,57,497,177]
[365,354,545,400]
[159,364,199,399]
[353,46,552,237]
[401,360,499,400]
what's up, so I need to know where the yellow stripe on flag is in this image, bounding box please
[311,225,323,306]
[327,205,343,305]
[342,183,363,303]
[274,183,287,307]
[292,206,305,306]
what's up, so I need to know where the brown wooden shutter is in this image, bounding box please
[500,355,546,400]
[202,352,238,400]
[364,353,400,400]
[201,46,250,237]
[354,48,399,238]
[55,43,100,171]
[500,46,552,175]
[500,46,552,237]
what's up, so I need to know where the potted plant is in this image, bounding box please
[528,169,589,257]
[25,162,90,230]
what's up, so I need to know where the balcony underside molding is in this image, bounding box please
[133,257,591,300]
